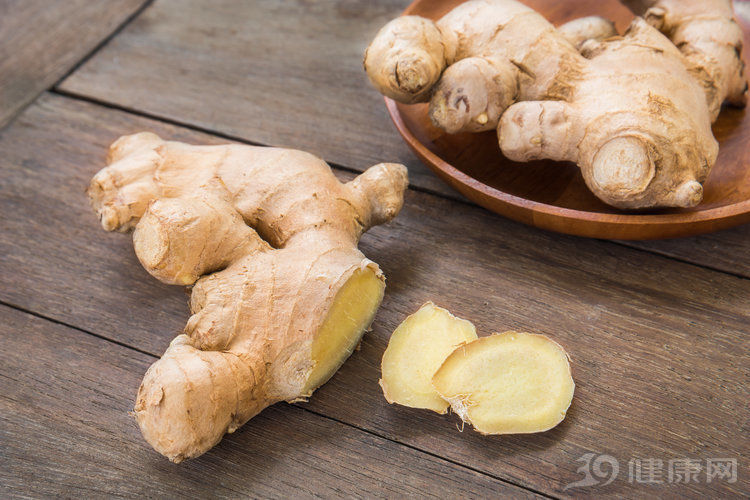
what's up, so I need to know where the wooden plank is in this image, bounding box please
[620,227,750,278]
[0,305,534,498]
[0,0,148,128]
[1,94,747,498]
[57,0,461,199]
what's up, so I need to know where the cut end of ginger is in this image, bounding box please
[304,266,385,394]
[432,331,574,435]
[380,302,477,413]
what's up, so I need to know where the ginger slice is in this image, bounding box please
[432,332,574,434]
[380,302,477,413]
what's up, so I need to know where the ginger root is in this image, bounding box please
[364,0,747,209]
[88,132,408,462]
[380,302,477,413]
[380,303,574,435]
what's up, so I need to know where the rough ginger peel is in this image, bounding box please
[364,0,747,209]
[88,132,408,462]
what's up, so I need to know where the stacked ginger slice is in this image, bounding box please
[381,303,575,434]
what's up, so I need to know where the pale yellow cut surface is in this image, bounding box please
[304,267,385,394]
[380,302,478,413]
[432,331,574,434]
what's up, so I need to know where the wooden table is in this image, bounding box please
[1,1,747,498]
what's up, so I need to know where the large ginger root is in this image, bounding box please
[364,0,747,209]
[380,303,574,434]
[380,302,477,413]
[88,132,408,462]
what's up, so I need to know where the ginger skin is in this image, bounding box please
[622,0,747,115]
[556,16,617,50]
[364,0,747,209]
[88,133,408,462]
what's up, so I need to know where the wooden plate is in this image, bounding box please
[385,0,750,239]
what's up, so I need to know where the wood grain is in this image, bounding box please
[0,305,534,498]
[0,0,147,128]
[620,226,750,278]
[58,0,460,199]
[1,94,747,498]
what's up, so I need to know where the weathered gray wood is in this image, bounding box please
[620,226,750,278]
[0,305,536,498]
[1,94,747,498]
[57,0,462,199]
[0,0,148,128]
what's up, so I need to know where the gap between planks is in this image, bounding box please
[0,0,156,133]
[51,0,158,90]
[0,298,556,500]
[49,87,749,282]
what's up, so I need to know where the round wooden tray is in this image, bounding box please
[385,0,750,239]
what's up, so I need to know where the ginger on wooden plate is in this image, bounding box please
[88,132,408,462]
[364,0,747,209]
[380,303,574,434]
